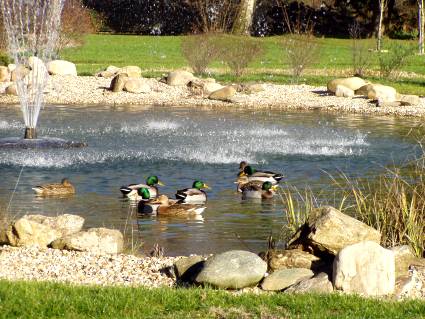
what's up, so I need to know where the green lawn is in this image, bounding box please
[0,280,424,318]
[60,34,425,95]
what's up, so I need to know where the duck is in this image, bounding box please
[175,180,210,204]
[32,178,75,196]
[150,195,206,216]
[120,175,164,199]
[239,164,283,185]
[137,188,163,214]
[240,181,278,200]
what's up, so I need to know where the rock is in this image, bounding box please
[0,66,10,82]
[335,85,354,98]
[327,77,368,93]
[5,84,17,96]
[166,70,195,86]
[23,214,84,237]
[377,100,402,108]
[399,94,420,106]
[245,83,266,94]
[119,66,142,78]
[47,60,77,76]
[97,71,114,78]
[367,84,397,102]
[174,255,205,279]
[106,65,120,74]
[10,65,30,82]
[261,268,314,291]
[284,272,333,294]
[333,241,395,296]
[394,266,425,300]
[202,82,224,95]
[268,249,323,271]
[7,216,61,247]
[209,86,236,102]
[51,227,124,254]
[110,73,129,92]
[195,250,267,289]
[288,206,381,255]
[124,78,151,93]
[354,84,374,96]
[391,245,425,278]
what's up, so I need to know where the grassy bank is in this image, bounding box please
[60,34,425,94]
[0,280,424,318]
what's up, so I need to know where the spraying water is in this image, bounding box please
[0,0,65,139]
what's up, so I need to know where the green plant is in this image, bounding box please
[349,22,373,77]
[378,41,416,79]
[180,33,218,75]
[281,34,321,83]
[0,52,11,66]
[214,35,264,77]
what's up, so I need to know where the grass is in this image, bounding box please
[0,280,424,318]
[59,34,425,94]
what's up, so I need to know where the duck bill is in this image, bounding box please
[271,185,279,191]
[203,183,211,189]
[157,180,165,186]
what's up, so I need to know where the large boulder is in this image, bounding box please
[0,66,10,82]
[51,227,124,254]
[47,60,77,76]
[268,249,323,271]
[195,250,267,289]
[174,255,205,280]
[288,206,381,255]
[166,70,195,86]
[110,73,129,92]
[208,86,236,102]
[333,241,395,296]
[119,66,142,78]
[367,84,397,103]
[327,77,368,93]
[261,268,314,291]
[22,214,84,237]
[5,84,18,96]
[335,85,354,98]
[284,272,333,294]
[6,216,61,247]
[203,82,224,95]
[124,78,151,93]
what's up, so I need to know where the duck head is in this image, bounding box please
[137,187,151,200]
[146,175,165,186]
[243,166,256,176]
[61,178,72,186]
[239,161,248,171]
[193,180,210,190]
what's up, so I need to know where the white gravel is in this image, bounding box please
[0,245,179,287]
[0,75,424,117]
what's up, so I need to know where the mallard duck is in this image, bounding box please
[120,175,164,199]
[150,195,206,216]
[240,181,278,199]
[235,174,262,193]
[137,188,164,214]
[240,165,283,185]
[175,180,210,203]
[32,178,75,196]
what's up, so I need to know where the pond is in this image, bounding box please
[0,105,421,256]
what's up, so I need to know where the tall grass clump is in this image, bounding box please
[281,34,321,83]
[378,41,415,79]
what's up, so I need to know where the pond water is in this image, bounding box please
[0,105,421,256]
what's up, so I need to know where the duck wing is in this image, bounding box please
[175,188,206,203]
[120,183,149,196]
[240,181,262,192]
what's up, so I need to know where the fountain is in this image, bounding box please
[0,0,86,148]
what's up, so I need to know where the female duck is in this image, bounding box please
[32,178,75,196]
[175,180,210,204]
[241,165,283,185]
[120,175,164,199]
[151,195,206,216]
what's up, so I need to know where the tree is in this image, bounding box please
[377,0,387,51]
[232,0,257,34]
[419,0,424,54]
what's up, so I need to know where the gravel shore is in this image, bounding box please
[0,245,178,287]
[0,75,424,117]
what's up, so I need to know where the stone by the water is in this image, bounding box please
[284,272,334,294]
[261,268,314,291]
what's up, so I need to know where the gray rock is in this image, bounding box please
[175,255,205,278]
[261,268,314,291]
[97,71,114,78]
[24,214,84,237]
[51,227,124,254]
[268,249,323,271]
[367,84,397,102]
[394,265,425,300]
[110,73,129,92]
[124,78,151,93]
[399,94,420,106]
[208,86,236,101]
[119,65,142,78]
[7,217,61,247]
[335,85,354,98]
[284,272,333,294]
[10,65,30,82]
[195,250,267,289]
[166,70,195,86]
[288,206,381,255]
[333,241,395,296]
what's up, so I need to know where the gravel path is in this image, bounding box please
[0,245,179,287]
[0,75,424,117]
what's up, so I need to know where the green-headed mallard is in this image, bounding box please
[175,180,210,204]
[32,178,75,196]
[120,175,164,199]
[240,181,278,199]
[240,164,283,184]
[137,188,164,214]
[151,195,206,216]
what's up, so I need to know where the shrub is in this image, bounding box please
[378,41,415,79]
[181,33,219,75]
[213,35,264,77]
[349,23,373,77]
[281,34,320,83]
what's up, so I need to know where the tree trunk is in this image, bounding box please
[232,0,256,35]
[419,0,424,55]
[377,0,386,51]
